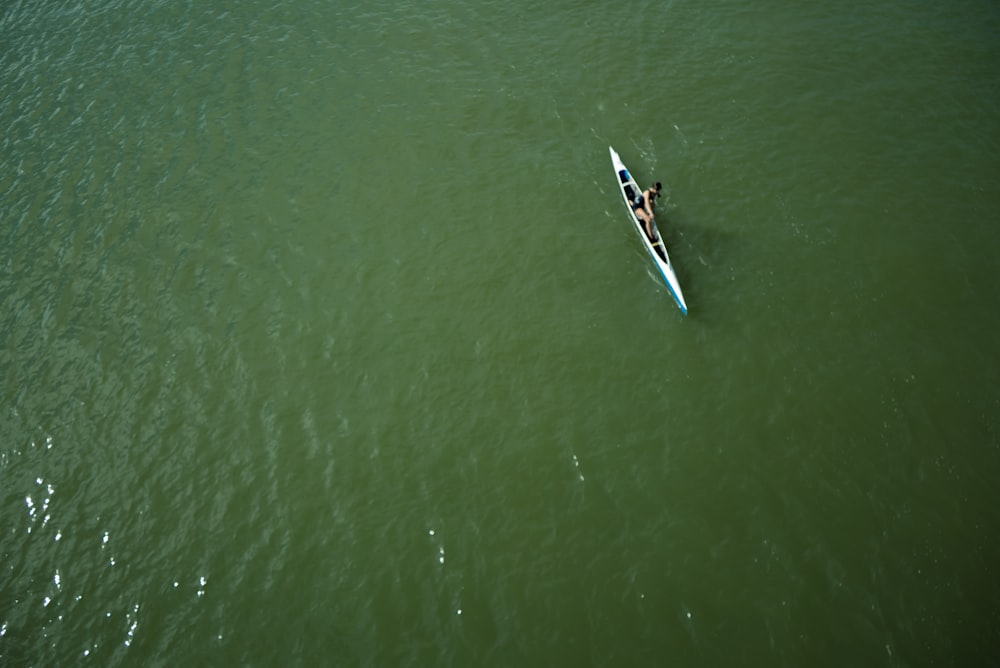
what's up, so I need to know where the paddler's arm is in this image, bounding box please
[644,190,655,219]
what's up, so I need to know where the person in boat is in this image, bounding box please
[632,181,662,241]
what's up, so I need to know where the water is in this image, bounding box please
[2,0,999,665]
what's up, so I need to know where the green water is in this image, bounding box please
[2,1,999,665]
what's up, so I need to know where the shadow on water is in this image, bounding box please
[660,214,743,323]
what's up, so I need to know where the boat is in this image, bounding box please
[609,146,688,315]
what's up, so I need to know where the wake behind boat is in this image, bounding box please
[609,146,688,314]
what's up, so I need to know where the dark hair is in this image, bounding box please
[654,181,662,191]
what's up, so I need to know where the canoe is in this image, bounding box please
[609,146,688,314]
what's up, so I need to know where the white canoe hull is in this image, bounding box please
[609,146,688,314]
